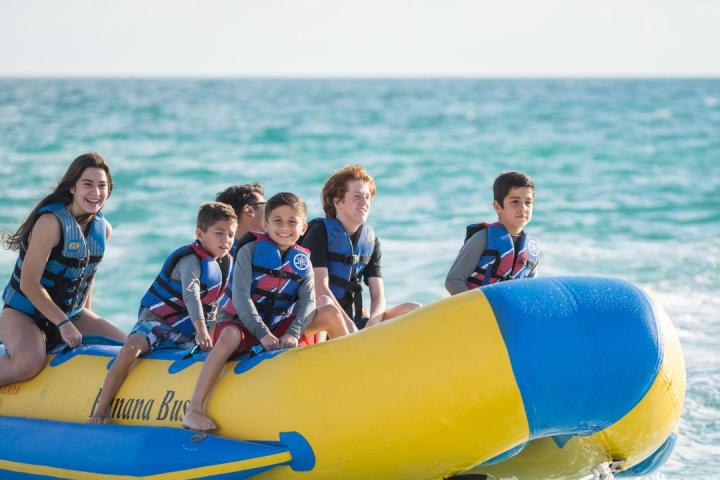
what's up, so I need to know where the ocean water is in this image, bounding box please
[0,78,718,478]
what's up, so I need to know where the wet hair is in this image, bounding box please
[3,152,113,251]
[215,183,264,217]
[493,172,535,207]
[265,192,307,221]
[197,201,237,231]
[321,164,376,217]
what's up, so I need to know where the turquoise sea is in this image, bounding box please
[0,79,718,478]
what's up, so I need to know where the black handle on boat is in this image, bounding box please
[183,344,201,359]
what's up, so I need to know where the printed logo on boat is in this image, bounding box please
[294,253,309,271]
[528,239,540,257]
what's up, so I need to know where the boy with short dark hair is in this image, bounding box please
[89,201,237,423]
[182,192,351,431]
[216,183,266,240]
[445,172,540,295]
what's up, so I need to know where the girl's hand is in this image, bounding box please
[59,321,82,348]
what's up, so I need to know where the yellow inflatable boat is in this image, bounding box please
[0,276,685,479]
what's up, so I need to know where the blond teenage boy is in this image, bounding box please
[301,165,420,330]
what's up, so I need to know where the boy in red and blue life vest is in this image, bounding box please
[88,202,237,423]
[445,172,540,295]
[182,192,351,432]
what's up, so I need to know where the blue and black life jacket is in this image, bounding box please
[318,218,375,326]
[247,233,311,329]
[139,241,232,337]
[465,222,539,289]
[3,202,106,326]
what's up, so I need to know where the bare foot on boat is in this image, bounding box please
[182,409,217,431]
[87,414,106,425]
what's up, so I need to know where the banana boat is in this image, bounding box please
[0,276,685,479]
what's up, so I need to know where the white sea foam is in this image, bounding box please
[654,109,673,119]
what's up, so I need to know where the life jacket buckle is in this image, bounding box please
[269,268,288,279]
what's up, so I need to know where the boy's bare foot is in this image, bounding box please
[87,414,106,425]
[182,410,217,431]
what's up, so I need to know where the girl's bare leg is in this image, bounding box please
[0,309,47,386]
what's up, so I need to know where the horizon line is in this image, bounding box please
[1,74,720,80]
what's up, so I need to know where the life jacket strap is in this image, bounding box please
[466,275,484,287]
[40,250,102,270]
[330,275,364,324]
[329,275,363,292]
[153,275,185,302]
[147,284,185,319]
[254,288,295,302]
[327,252,371,266]
[472,265,511,282]
[256,303,290,316]
[253,265,304,283]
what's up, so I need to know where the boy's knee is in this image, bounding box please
[218,325,242,343]
[114,345,143,368]
[397,302,421,315]
[318,302,341,317]
[123,334,150,356]
[316,295,334,308]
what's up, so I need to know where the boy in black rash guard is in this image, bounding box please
[445,171,539,295]
[302,164,420,330]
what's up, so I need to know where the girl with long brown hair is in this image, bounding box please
[1,153,126,386]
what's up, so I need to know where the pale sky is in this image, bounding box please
[1,0,719,77]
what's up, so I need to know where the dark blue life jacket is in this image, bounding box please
[465,222,539,289]
[320,218,375,325]
[248,233,311,329]
[3,202,106,324]
[139,241,232,337]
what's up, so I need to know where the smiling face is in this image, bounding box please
[68,167,110,217]
[196,219,237,259]
[264,204,307,253]
[494,186,534,235]
[333,179,372,230]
